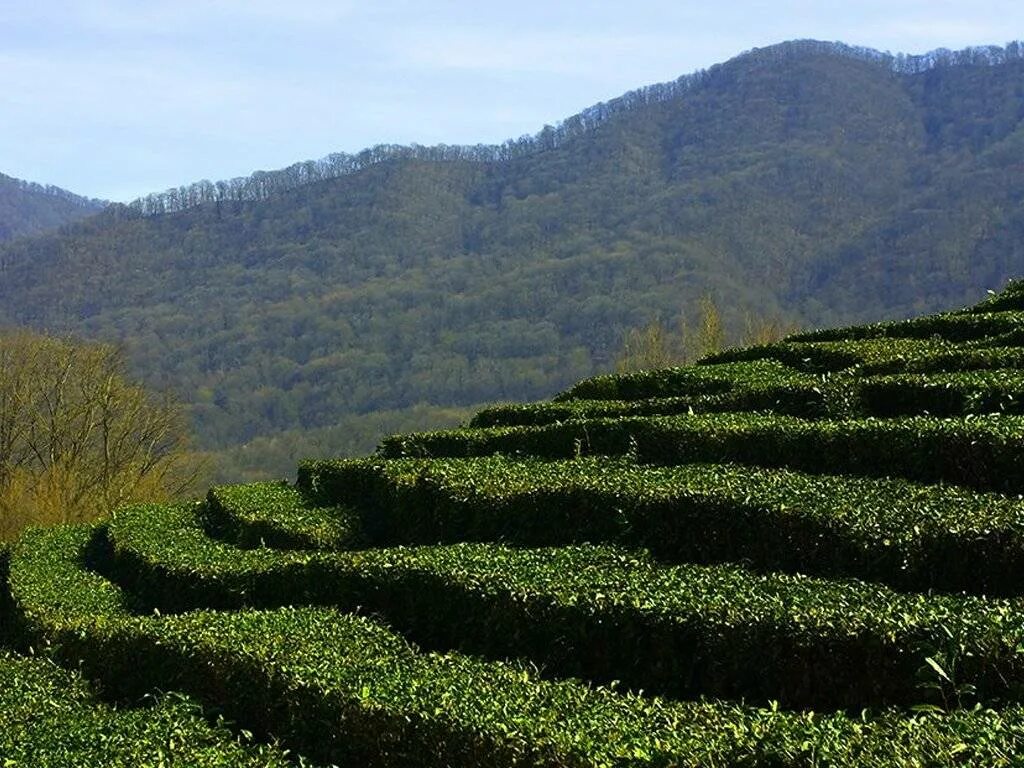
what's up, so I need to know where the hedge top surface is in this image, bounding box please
[12,524,1024,766]
[0,651,298,768]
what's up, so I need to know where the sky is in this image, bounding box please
[2,1,1022,202]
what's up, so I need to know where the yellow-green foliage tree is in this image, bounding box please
[0,330,200,540]
[616,296,798,372]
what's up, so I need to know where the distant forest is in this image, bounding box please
[2,39,1024,480]
[0,173,105,241]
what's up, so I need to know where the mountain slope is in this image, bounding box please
[1,40,1023,476]
[0,173,105,241]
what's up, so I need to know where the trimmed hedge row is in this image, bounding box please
[473,374,1024,435]
[0,651,296,767]
[857,369,1024,417]
[978,328,1024,347]
[860,346,1024,375]
[298,455,1024,595]
[111,502,329,611]
[965,280,1024,314]
[703,338,957,373]
[470,369,1024,429]
[11,524,1024,767]
[374,412,1024,493]
[0,543,10,647]
[206,481,362,550]
[471,383,833,428]
[105,502,1024,709]
[554,359,808,401]
[788,311,1024,344]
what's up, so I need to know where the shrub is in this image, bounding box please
[205,481,362,550]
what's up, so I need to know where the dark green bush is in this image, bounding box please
[0,543,10,647]
[472,382,832,428]
[206,481,362,550]
[11,523,1024,767]
[298,455,1024,595]
[860,345,1024,375]
[789,311,1024,344]
[106,501,1024,709]
[703,337,956,372]
[0,651,296,767]
[374,412,1024,494]
[858,370,1024,416]
[964,279,1024,314]
[555,359,807,400]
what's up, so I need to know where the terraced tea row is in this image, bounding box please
[790,311,1024,344]
[299,455,1024,595]
[378,412,1024,494]
[9,524,1024,767]
[556,359,814,400]
[471,383,832,427]
[206,481,362,550]
[0,653,296,768]
[102,499,1024,709]
[8,281,1024,765]
[475,368,1024,427]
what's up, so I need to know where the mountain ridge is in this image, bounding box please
[0,172,106,242]
[119,38,1023,216]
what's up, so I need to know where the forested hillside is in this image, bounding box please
[0,173,105,242]
[1,39,1023,478]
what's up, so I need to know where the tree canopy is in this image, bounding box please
[0,330,199,539]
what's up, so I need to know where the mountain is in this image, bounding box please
[1,39,1023,477]
[0,173,105,241]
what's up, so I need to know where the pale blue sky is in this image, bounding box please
[2,1,1021,201]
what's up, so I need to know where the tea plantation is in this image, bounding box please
[8,285,1024,765]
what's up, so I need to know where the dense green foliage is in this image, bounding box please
[3,41,1024,478]
[0,543,10,647]
[376,412,1024,494]
[206,482,362,550]
[298,455,1024,595]
[10,524,1024,766]
[0,172,104,242]
[103,501,1024,709]
[0,653,297,767]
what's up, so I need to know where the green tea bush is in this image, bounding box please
[0,543,11,647]
[11,524,1024,767]
[298,455,1024,595]
[977,328,1024,347]
[472,382,832,428]
[111,502,332,612]
[0,651,296,767]
[858,370,1024,416]
[206,480,362,550]
[555,359,807,400]
[105,502,1024,709]
[703,338,957,372]
[789,311,1024,344]
[964,279,1024,314]
[860,346,1024,375]
[375,412,1024,493]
